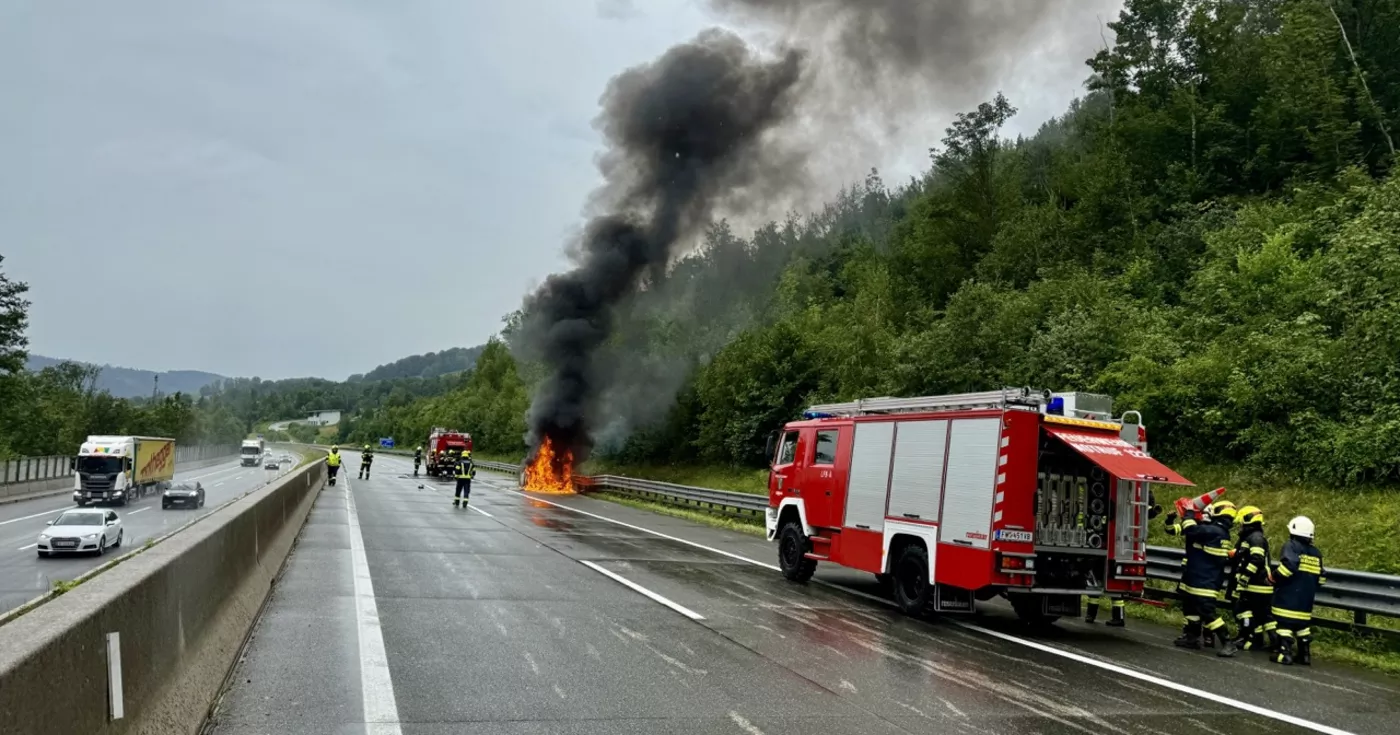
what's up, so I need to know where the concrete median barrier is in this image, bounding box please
[0,449,328,734]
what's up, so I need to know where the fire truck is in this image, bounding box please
[763,388,1191,624]
[424,427,472,477]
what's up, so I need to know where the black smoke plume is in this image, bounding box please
[522,1,1097,462]
[523,30,804,462]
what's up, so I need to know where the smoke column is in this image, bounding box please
[523,0,1098,461]
[522,30,804,461]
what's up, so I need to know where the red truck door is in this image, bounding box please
[798,426,845,528]
[770,429,800,504]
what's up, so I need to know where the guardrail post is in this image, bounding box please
[1356,610,1368,627]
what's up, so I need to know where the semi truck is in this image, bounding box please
[764,388,1191,624]
[240,438,265,467]
[73,435,177,507]
[424,427,472,477]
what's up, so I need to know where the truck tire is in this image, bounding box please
[1009,594,1060,627]
[892,544,934,616]
[777,522,817,582]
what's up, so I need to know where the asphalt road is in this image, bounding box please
[0,454,302,614]
[208,454,1399,735]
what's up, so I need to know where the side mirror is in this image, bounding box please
[46,520,54,526]
[763,431,778,467]
[69,457,77,471]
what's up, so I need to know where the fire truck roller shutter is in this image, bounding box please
[887,420,948,522]
[844,421,895,532]
[1041,425,1194,487]
[938,418,1001,550]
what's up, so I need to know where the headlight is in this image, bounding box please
[39,533,49,540]
[83,534,98,540]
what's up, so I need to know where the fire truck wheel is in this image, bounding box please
[892,545,933,616]
[777,522,817,582]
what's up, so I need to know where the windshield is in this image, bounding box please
[77,456,123,474]
[55,512,105,526]
[241,446,260,456]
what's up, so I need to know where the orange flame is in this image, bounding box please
[522,435,575,494]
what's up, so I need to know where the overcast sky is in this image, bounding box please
[0,0,1121,381]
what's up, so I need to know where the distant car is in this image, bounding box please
[37,509,123,558]
[163,482,206,510]
[265,459,280,470]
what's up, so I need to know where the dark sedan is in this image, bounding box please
[162,482,205,510]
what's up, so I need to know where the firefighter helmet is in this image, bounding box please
[1287,516,1315,540]
[1237,505,1264,526]
[1208,500,1237,520]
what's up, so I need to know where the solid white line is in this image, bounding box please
[17,543,36,551]
[509,489,1356,735]
[0,506,71,527]
[952,621,1356,735]
[578,560,705,620]
[467,505,494,518]
[345,479,403,735]
[127,508,149,515]
[509,491,780,571]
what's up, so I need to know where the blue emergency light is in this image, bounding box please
[803,411,837,420]
[1047,396,1065,415]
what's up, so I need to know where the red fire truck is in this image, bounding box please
[764,388,1191,623]
[425,427,472,477]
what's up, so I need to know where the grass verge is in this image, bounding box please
[590,490,766,537]
[580,459,768,495]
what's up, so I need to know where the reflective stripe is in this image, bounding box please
[1237,610,1253,619]
[1262,621,1277,631]
[1271,607,1311,621]
[1298,628,1311,638]
[1249,546,1266,556]
[1205,618,1225,631]
[1202,546,1230,558]
[1277,565,1293,578]
[1185,615,1201,622]
[1111,599,1125,608]
[1181,585,1220,598]
[1242,585,1273,594]
[1277,628,1295,638]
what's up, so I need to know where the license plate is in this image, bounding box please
[54,541,76,548]
[89,493,105,499]
[994,529,1034,543]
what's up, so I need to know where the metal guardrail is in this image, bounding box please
[477,461,1400,637]
[0,444,240,487]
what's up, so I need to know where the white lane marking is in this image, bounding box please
[578,560,705,620]
[510,490,1357,735]
[17,543,37,551]
[510,491,780,571]
[953,621,1355,735]
[467,505,494,518]
[127,508,149,515]
[729,711,767,735]
[0,505,73,527]
[345,479,403,735]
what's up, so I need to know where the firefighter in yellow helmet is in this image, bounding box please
[1229,506,1276,651]
[1164,499,1237,656]
[412,445,423,477]
[452,447,476,508]
[359,443,375,480]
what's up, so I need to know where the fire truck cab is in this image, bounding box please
[764,388,1192,624]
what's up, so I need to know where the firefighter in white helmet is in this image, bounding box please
[1272,516,1325,665]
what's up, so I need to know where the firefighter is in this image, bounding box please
[359,444,375,480]
[412,445,423,477]
[453,449,476,507]
[1273,516,1325,666]
[326,445,342,485]
[1230,506,1276,652]
[1165,500,1237,656]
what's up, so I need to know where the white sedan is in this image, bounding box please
[37,509,124,558]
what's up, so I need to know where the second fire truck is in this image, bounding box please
[764,388,1190,624]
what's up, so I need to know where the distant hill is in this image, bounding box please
[26,355,226,399]
[352,345,486,382]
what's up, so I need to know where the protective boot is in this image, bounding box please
[1297,637,1312,666]
[1233,618,1254,650]
[1274,636,1295,665]
[1084,599,1100,624]
[1213,628,1237,657]
[1106,601,1126,627]
[1174,621,1202,649]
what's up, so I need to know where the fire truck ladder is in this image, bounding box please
[805,387,1051,417]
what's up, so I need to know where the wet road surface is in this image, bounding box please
[0,455,301,613]
[207,455,1398,734]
